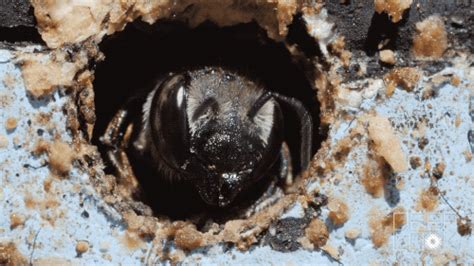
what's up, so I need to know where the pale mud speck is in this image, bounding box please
[368,115,408,172]
[379,49,396,65]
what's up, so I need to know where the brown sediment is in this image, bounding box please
[304,218,329,248]
[418,187,439,211]
[432,162,446,179]
[412,15,448,58]
[31,0,302,49]
[328,198,350,225]
[0,135,7,149]
[374,0,413,23]
[48,141,76,176]
[409,156,422,169]
[10,213,25,229]
[5,117,17,131]
[368,207,406,248]
[174,225,204,251]
[0,242,28,265]
[33,140,76,176]
[361,156,388,197]
[344,228,360,240]
[383,67,421,96]
[457,217,472,236]
[2,74,16,89]
[75,241,89,255]
[18,50,88,98]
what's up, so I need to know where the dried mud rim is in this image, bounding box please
[61,3,342,258]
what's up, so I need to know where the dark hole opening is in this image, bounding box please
[92,20,322,219]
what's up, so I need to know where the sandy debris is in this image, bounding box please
[384,67,421,96]
[361,157,387,197]
[321,243,340,260]
[328,198,350,225]
[75,241,89,255]
[2,74,16,89]
[34,141,77,176]
[5,117,17,131]
[463,150,473,162]
[32,0,300,49]
[369,207,406,247]
[457,217,472,236]
[0,243,28,265]
[344,228,361,240]
[9,213,25,229]
[418,187,439,211]
[379,49,396,65]
[174,225,204,251]
[304,219,329,248]
[48,141,76,176]
[19,51,88,98]
[374,0,413,23]
[368,115,408,173]
[412,15,448,58]
[432,162,446,179]
[0,135,7,148]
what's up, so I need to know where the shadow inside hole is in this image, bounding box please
[364,12,409,56]
[92,20,322,219]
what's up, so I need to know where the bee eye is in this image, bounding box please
[149,74,191,171]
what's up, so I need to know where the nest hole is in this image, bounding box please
[92,19,322,220]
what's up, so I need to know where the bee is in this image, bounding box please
[101,67,312,208]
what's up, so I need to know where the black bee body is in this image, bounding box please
[101,67,312,208]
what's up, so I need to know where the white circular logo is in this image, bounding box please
[425,233,442,250]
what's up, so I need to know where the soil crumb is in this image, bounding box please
[432,162,446,179]
[368,115,408,172]
[384,67,421,96]
[48,141,76,176]
[412,15,448,58]
[76,241,89,255]
[369,207,406,248]
[5,117,17,131]
[304,219,329,248]
[10,213,25,229]
[328,198,350,225]
[361,157,388,197]
[19,51,87,98]
[174,225,204,251]
[374,0,413,23]
[379,49,396,65]
[0,242,28,265]
[345,228,361,240]
[0,135,7,149]
[457,217,472,236]
[2,74,16,89]
[418,187,439,211]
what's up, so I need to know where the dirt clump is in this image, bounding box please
[368,115,408,172]
[374,0,413,23]
[384,67,421,96]
[412,15,448,58]
[304,219,329,248]
[369,207,406,248]
[328,198,350,225]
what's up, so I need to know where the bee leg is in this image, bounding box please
[279,142,293,186]
[243,145,291,218]
[100,107,139,194]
